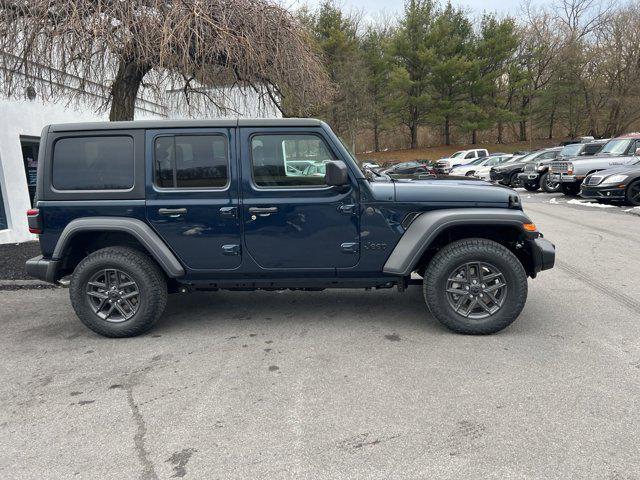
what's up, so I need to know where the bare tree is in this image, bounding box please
[0,0,331,120]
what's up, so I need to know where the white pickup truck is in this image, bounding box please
[435,148,489,174]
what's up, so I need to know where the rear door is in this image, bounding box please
[239,127,360,270]
[145,128,242,271]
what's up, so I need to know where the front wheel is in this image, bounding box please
[561,183,580,196]
[509,172,523,188]
[540,172,560,193]
[625,180,640,206]
[423,238,528,334]
[70,247,168,337]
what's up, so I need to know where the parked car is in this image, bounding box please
[448,154,506,177]
[491,148,563,188]
[435,148,489,174]
[25,118,554,337]
[379,161,436,176]
[580,157,640,205]
[474,155,519,181]
[549,133,640,195]
[361,162,380,171]
[517,141,606,193]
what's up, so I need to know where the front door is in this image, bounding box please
[240,128,360,270]
[145,128,242,271]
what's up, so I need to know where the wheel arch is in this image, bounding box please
[383,209,537,277]
[53,217,185,278]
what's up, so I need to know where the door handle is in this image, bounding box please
[248,207,278,215]
[219,206,238,219]
[338,204,357,215]
[158,208,187,217]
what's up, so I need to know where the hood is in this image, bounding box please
[392,177,514,204]
[591,164,640,177]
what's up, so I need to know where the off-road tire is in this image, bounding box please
[523,182,539,191]
[625,180,640,206]
[70,247,167,337]
[561,183,580,196]
[540,172,560,193]
[423,238,528,335]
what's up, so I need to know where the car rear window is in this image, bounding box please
[52,136,134,190]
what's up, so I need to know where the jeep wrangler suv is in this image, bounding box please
[26,119,555,337]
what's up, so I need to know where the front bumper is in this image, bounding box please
[553,174,584,184]
[518,172,540,183]
[529,238,555,274]
[579,185,626,200]
[25,255,60,283]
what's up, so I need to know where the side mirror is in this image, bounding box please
[635,148,640,157]
[325,160,349,186]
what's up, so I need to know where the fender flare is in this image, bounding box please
[53,217,185,277]
[383,208,532,276]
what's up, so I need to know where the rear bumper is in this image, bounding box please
[25,255,60,283]
[529,238,555,274]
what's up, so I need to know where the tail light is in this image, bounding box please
[27,209,42,234]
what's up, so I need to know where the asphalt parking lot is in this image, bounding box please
[1,191,639,480]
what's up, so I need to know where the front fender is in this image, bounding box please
[383,208,533,276]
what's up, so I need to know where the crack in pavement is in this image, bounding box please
[124,382,159,480]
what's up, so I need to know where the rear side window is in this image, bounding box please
[154,135,228,189]
[251,134,336,188]
[52,136,134,190]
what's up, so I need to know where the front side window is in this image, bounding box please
[251,134,336,188]
[52,136,134,190]
[154,135,228,189]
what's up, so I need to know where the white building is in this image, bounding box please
[0,65,279,244]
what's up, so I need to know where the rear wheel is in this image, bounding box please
[70,247,167,337]
[465,171,475,177]
[625,180,640,206]
[423,238,528,334]
[540,172,560,193]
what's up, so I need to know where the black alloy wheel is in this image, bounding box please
[626,180,640,206]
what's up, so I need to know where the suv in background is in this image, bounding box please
[435,149,489,174]
[26,119,554,338]
[518,141,606,193]
[549,133,640,195]
[491,148,562,188]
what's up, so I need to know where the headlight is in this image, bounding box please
[536,163,545,171]
[600,174,628,185]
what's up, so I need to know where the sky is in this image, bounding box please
[292,0,552,20]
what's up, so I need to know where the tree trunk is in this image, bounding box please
[109,59,152,121]
[410,123,418,150]
[519,120,527,142]
[444,117,451,146]
[373,120,380,152]
[497,121,503,144]
[547,106,555,140]
[471,129,477,145]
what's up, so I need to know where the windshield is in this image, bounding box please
[451,151,465,158]
[560,144,583,157]
[515,152,542,163]
[468,157,486,165]
[601,138,632,155]
[336,135,363,174]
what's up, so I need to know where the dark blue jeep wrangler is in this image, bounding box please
[26,119,555,337]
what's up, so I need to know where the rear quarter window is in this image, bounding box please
[52,136,134,190]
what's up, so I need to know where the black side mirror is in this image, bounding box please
[325,160,349,186]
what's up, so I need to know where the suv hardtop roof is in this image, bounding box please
[48,118,325,132]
